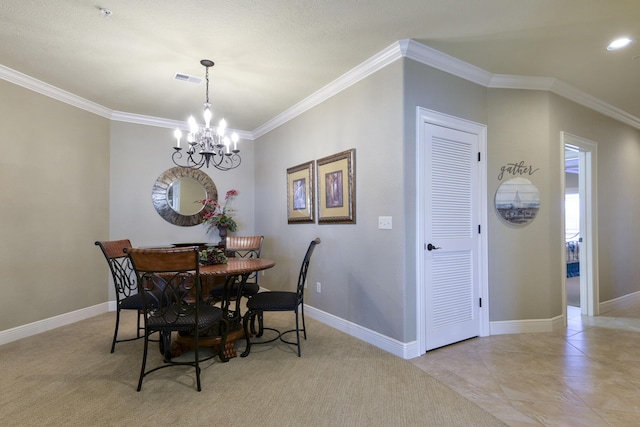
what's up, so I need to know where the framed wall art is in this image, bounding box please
[286,160,315,223]
[495,177,541,226]
[317,149,356,224]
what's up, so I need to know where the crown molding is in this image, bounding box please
[489,74,558,90]
[254,39,640,134]
[110,111,179,128]
[487,74,640,129]
[402,39,494,87]
[110,111,254,141]
[2,40,639,133]
[0,64,112,119]
[549,80,640,129]
[251,40,405,139]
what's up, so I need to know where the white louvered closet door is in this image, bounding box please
[424,123,480,351]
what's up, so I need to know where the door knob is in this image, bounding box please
[427,243,441,251]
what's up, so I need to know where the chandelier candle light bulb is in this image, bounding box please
[174,129,182,148]
[171,59,241,170]
[232,133,239,151]
[203,105,212,127]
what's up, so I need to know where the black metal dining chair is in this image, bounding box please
[207,236,264,332]
[241,238,320,357]
[208,235,264,301]
[95,239,147,353]
[127,246,229,392]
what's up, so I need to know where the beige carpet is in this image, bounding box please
[0,311,504,426]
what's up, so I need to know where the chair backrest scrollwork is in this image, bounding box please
[126,247,202,325]
[95,239,137,301]
[226,235,264,284]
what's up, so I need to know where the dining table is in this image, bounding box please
[172,257,276,359]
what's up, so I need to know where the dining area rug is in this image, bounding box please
[0,310,504,426]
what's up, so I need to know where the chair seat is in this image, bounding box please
[209,282,260,298]
[148,304,223,331]
[246,291,298,311]
[118,293,145,310]
[118,290,163,310]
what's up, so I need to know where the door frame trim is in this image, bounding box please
[416,107,489,354]
[561,132,599,317]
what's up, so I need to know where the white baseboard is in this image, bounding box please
[305,305,421,360]
[488,291,640,335]
[0,303,109,346]
[489,314,565,335]
[600,290,640,314]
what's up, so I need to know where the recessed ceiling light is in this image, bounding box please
[607,37,632,51]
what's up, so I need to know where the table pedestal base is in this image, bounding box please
[173,327,246,360]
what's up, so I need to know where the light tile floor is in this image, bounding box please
[411,301,640,426]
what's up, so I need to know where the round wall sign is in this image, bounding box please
[495,177,540,225]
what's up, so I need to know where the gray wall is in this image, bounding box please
[109,122,255,244]
[486,89,640,322]
[253,57,487,342]
[254,61,408,340]
[487,90,559,320]
[549,94,640,303]
[0,80,110,329]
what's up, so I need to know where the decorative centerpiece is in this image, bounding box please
[198,189,238,243]
[199,247,228,265]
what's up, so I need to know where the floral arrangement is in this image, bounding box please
[198,189,238,233]
[199,247,228,265]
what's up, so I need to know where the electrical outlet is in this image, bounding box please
[316,282,321,293]
[378,216,392,229]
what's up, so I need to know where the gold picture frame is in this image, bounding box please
[287,160,315,223]
[317,149,356,224]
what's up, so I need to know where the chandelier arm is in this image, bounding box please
[172,147,241,171]
[172,148,205,169]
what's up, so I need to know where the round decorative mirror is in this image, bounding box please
[167,177,206,215]
[152,167,218,226]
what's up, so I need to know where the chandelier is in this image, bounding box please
[172,59,241,170]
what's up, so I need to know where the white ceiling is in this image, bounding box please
[1,0,639,135]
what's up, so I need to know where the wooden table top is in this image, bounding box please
[200,258,275,276]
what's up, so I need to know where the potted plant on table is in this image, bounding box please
[199,246,228,265]
[198,189,238,243]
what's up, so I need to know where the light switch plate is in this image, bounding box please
[378,216,392,229]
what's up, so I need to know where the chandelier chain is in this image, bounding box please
[205,65,210,105]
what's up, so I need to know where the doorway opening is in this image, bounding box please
[562,132,598,318]
[564,147,581,314]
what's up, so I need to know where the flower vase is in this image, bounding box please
[218,226,228,245]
